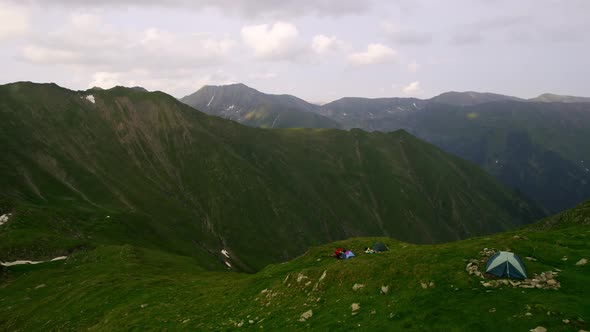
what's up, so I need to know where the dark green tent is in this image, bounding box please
[372,242,388,252]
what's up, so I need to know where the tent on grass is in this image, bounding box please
[372,242,388,252]
[485,251,527,279]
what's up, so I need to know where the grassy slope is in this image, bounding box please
[0,82,541,271]
[1,202,588,331]
[407,102,590,213]
[319,99,590,213]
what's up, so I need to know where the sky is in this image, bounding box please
[1,0,589,103]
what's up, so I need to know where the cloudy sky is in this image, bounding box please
[1,0,588,102]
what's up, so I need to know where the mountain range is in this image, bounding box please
[181,84,590,213]
[0,82,542,272]
[0,81,588,331]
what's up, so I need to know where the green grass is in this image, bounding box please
[1,211,589,331]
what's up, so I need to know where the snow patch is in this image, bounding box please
[207,93,215,107]
[50,256,67,262]
[85,95,95,104]
[221,249,230,258]
[271,113,281,128]
[1,260,44,267]
[227,105,235,111]
[0,213,11,226]
[1,255,68,266]
[224,261,232,268]
[412,102,418,109]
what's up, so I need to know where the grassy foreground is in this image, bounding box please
[1,210,588,331]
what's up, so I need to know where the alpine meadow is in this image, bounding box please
[1,1,589,331]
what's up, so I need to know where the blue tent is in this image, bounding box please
[344,250,355,259]
[485,251,527,279]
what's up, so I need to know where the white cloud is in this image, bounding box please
[22,46,80,64]
[241,22,302,60]
[89,72,124,89]
[21,14,235,69]
[311,34,344,54]
[0,2,29,41]
[347,43,397,65]
[17,13,237,97]
[20,0,373,19]
[87,69,237,97]
[402,81,422,95]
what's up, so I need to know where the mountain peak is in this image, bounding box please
[530,93,590,103]
[429,91,523,106]
[179,83,335,129]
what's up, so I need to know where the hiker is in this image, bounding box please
[334,247,344,259]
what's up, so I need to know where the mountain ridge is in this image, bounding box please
[178,83,590,213]
[0,81,542,272]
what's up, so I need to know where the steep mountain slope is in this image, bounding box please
[179,84,590,212]
[530,93,590,103]
[180,83,339,129]
[402,101,590,213]
[429,91,524,106]
[1,198,587,331]
[308,96,590,213]
[0,82,541,272]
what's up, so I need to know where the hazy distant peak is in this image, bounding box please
[530,93,590,103]
[429,91,523,106]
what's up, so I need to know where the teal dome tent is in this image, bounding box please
[485,251,527,279]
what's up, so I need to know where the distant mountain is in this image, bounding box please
[530,93,590,103]
[0,82,541,272]
[302,91,590,213]
[429,91,524,106]
[403,102,590,213]
[317,97,427,130]
[180,83,339,129]
[178,83,590,212]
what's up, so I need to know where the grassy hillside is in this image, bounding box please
[0,82,542,272]
[1,200,588,331]
[322,99,590,213]
[404,101,590,213]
